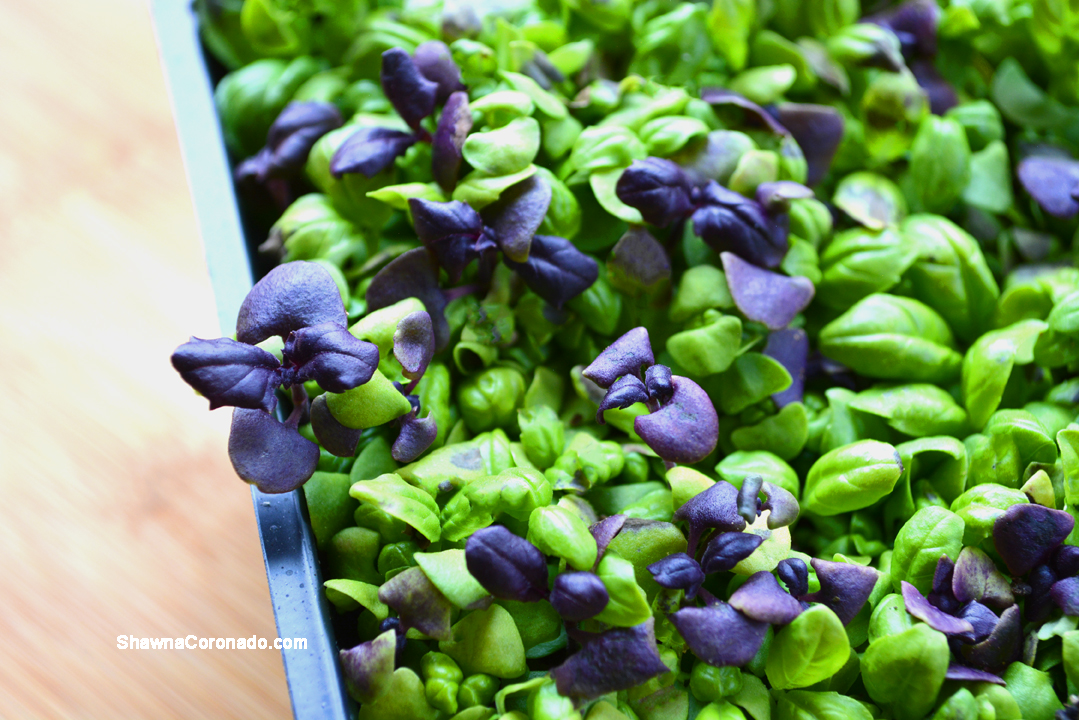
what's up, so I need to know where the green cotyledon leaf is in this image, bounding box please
[350,473,441,542]
[962,319,1047,430]
[862,624,949,720]
[847,384,969,438]
[889,506,964,594]
[802,440,904,516]
[766,605,850,690]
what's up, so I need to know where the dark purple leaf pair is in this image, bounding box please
[551,619,671,702]
[648,553,706,598]
[409,186,596,309]
[701,88,845,185]
[331,127,418,179]
[504,234,600,310]
[672,480,744,555]
[582,327,654,388]
[332,45,471,188]
[585,328,720,464]
[691,182,791,269]
[952,604,1022,673]
[282,322,381,393]
[236,101,342,183]
[1017,155,1079,219]
[777,558,809,597]
[907,557,1020,673]
[410,199,498,283]
[615,158,805,270]
[464,525,549,602]
[721,252,815,330]
[615,157,694,227]
[410,41,465,105]
[173,263,379,493]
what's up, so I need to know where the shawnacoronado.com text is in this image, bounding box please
[117,635,307,650]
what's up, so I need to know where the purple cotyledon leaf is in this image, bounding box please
[309,394,363,458]
[669,601,769,667]
[614,157,693,227]
[228,408,320,493]
[237,101,342,182]
[171,336,281,412]
[393,311,436,381]
[330,126,418,178]
[236,261,348,345]
[583,327,655,389]
[901,581,974,636]
[729,571,803,625]
[410,198,495,283]
[339,630,397,704]
[504,234,598,309]
[392,412,438,463]
[635,375,719,465]
[551,618,670,701]
[773,105,844,186]
[285,322,380,393]
[411,41,464,104]
[590,514,627,566]
[764,328,808,408]
[722,252,815,330]
[366,247,450,351]
[377,566,453,641]
[992,503,1074,577]
[700,532,764,574]
[465,525,549,602]
[672,480,744,556]
[647,553,705,599]
[1016,156,1079,219]
[802,558,879,625]
[549,571,609,621]
[380,47,438,131]
[608,227,671,296]
[692,183,788,269]
[482,174,552,263]
[596,375,650,424]
[431,91,472,193]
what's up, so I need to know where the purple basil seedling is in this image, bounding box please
[172,262,379,493]
[585,326,719,465]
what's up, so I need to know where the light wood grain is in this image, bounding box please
[0,0,292,716]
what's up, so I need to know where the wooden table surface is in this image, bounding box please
[0,0,292,716]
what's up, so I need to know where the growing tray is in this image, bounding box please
[150,2,353,717]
